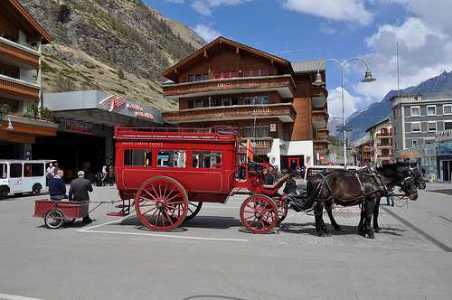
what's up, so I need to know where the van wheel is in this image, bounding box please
[32,184,42,195]
[0,186,9,197]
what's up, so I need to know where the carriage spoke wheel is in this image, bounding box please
[44,209,65,229]
[240,194,278,234]
[185,202,203,222]
[135,176,188,231]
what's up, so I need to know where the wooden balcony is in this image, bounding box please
[312,113,328,129]
[0,36,39,67]
[0,115,57,144]
[376,132,392,138]
[163,75,295,99]
[0,74,39,101]
[163,103,296,124]
[312,95,327,109]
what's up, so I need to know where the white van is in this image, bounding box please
[0,160,55,197]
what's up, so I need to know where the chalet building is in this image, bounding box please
[161,37,329,169]
[353,135,372,166]
[0,0,56,159]
[366,118,394,166]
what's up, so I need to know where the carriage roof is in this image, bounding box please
[114,127,238,144]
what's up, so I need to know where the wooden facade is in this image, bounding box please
[162,36,329,166]
[0,0,55,149]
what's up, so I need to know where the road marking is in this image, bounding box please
[382,207,452,252]
[439,216,452,224]
[0,293,44,300]
[79,229,249,242]
[78,217,127,232]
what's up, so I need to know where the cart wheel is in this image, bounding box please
[44,209,65,229]
[240,194,278,234]
[135,176,189,231]
[276,198,289,225]
[185,202,203,221]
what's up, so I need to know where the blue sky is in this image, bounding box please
[145,0,452,120]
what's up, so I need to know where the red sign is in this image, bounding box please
[99,95,126,112]
[64,119,94,135]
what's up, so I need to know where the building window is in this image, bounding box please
[124,149,152,167]
[411,140,417,148]
[193,99,205,108]
[411,122,421,132]
[445,121,452,130]
[427,105,437,116]
[428,121,437,132]
[157,151,186,168]
[444,104,452,115]
[24,163,44,177]
[0,164,7,179]
[192,152,222,169]
[10,163,22,178]
[411,106,421,117]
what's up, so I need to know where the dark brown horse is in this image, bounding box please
[306,163,418,238]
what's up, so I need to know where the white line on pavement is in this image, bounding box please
[78,217,127,232]
[0,293,44,300]
[79,229,249,242]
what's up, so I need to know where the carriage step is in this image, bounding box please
[106,211,129,217]
[115,204,130,209]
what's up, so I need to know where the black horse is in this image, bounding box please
[303,163,418,239]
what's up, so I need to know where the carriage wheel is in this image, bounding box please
[44,209,65,229]
[135,176,189,231]
[185,202,203,222]
[276,198,288,225]
[240,194,278,234]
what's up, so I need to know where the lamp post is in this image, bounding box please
[313,58,376,167]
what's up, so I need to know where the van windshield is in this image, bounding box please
[0,164,6,179]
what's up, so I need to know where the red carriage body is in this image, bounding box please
[114,127,289,233]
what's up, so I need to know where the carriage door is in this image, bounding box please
[8,163,23,193]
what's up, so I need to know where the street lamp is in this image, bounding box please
[313,58,376,167]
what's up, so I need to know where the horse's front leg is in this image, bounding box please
[373,197,381,233]
[314,201,329,236]
[326,202,341,231]
[364,198,375,239]
[358,204,366,236]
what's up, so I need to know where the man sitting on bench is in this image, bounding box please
[69,171,93,224]
[49,169,67,201]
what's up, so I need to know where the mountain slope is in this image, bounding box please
[20,0,204,111]
[346,71,452,140]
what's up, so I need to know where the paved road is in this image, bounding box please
[0,184,451,300]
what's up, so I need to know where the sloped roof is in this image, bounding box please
[365,117,390,132]
[4,0,52,43]
[292,60,325,74]
[163,36,293,81]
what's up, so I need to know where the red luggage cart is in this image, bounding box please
[34,200,89,229]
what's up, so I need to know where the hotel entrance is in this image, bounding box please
[281,155,304,172]
[441,160,452,182]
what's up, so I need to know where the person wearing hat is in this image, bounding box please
[69,171,93,224]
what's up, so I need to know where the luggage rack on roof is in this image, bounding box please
[114,126,240,141]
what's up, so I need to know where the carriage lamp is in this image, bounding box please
[6,116,14,130]
[313,72,324,87]
[362,70,376,83]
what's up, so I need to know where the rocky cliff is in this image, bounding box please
[20,0,204,111]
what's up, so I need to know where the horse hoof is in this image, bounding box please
[367,233,375,239]
[325,232,331,237]
[317,232,324,237]
[374,227,381,233]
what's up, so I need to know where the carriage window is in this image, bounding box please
[192,152,222,168]
[24,163,44,177]
[124,150,152,167]
[10,163,22,178]
[0,164,6,179]
[158,151,186,168]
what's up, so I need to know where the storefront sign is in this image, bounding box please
[98,95,126,112]
[63,119,94,135]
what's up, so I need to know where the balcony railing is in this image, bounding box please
[312,95,327,109]
[163,75,295,99]
[163,103,296,124]
[0,36,40,67]
[0,74,40,100]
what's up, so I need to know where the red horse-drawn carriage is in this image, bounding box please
[114,127,289,233]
